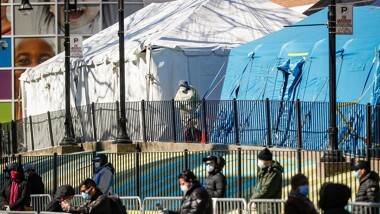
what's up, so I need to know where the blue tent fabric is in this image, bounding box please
[216,6,380,151]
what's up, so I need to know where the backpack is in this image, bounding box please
[107,194,125,214]
[216,156,226,171]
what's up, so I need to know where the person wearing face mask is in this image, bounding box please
[351,160,380,214]
[0,163,31,211]
[251,148,283,199]
[170,170,211,214]
[46,185,75,212]
[285,174,317,214]
[174,80,201,142]
[92,154,115,195]
[61,178,111,214]
[23,163,44,194]
[318,182,351,214]
[202,155,227,198]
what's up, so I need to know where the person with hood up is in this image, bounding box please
[92,154,115,195]
[351,160,380,214]
[318,182,351,214]
[202,155,227,198]
[45,185,75,212]
[0,163,31,211]
[174,80,201,142]
[285,174,317,214]
[23,163,45,194]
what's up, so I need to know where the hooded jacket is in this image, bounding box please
[353,171,380,214]
[46,185,74,212]
[204,171,226,198]
[177,181,211,214]
[319,183,351,214]
[251,160,284,199]
[92,163,115,195]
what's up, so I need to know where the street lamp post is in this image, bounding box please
[114,0,132,144]
[321,0,345,162]
[60,0,76,145]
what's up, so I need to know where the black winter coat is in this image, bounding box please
[285,190,317,214]
[46,185,72,212]
[0,179,31,210]
[353,171,380,214]
[205,171,226,198]
[177,182,211,214]
[69,189,111,214]
[27,173,45,194]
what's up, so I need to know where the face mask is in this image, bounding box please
[24,172,29,179]
[81,192,91,200]
[298,185,309,196]
[353,170,361,179]
[180,185,189,192]
[10,171,20,179]
[180,86,188,92]
[258,160,266,169]
[94,162,101,168]
[206,165,214,173]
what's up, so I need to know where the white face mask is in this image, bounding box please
[180,185,189,192]
[94,162,101,168]
[258,160,266,169]
[180,86,188,92]
[206,165,214,173]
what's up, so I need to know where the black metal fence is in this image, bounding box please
[1,148,379,204]
[1,99,380,155]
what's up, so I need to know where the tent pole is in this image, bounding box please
[321,0,345,162]
[115,0,132,144]
[60,0,75,145]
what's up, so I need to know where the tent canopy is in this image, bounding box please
[20,0,305,116]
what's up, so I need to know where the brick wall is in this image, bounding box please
[271,0,318,7]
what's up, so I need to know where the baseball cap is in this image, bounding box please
[92,154,108,163]
[202,155,217,162]
[23,163,35,171]
[351,160,370,171]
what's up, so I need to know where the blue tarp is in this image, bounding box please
[216,6,380,151]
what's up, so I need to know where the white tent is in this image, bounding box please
[20,0,305,116]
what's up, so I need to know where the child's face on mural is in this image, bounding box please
[56,0,100,30]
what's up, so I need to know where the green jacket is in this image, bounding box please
[251,160,284,199]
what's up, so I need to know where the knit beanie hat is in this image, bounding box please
[258,148,273,161]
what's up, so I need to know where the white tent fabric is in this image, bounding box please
[20,0,305,116]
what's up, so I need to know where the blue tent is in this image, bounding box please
[215,6,380,152]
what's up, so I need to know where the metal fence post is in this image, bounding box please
[141,100,147,143]
[47,111,54,147]
[135,148,140,196]
[17,154,22,165]
[171,99,177,143]
[237,148,242,198]
[265,98,272,146]
[184,149,189,170]
[11,120,17,154]
[201,99,208,143]
[366,103,372,165]
[116,101,120,132]
[7,124,11,154]
[91,102,98,142]
[53,152,58,192]
[233,99,240,145]
[29,116,35,151]
[296,99,303,174]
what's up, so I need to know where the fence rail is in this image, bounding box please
[1,100,380,156]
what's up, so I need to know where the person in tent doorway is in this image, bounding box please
[174,80,201,142]
[92,154,115,195]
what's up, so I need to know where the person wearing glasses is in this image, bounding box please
[202,155,226,198]
[61,178,111,214]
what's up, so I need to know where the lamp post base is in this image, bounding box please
[60,136,76,146]
[114,135,132,144]
[320,150,346,162]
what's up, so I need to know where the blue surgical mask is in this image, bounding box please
[353,170,361,179]
[81,192,91,200]
[94,162,101,168]
[298,185,309,196]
